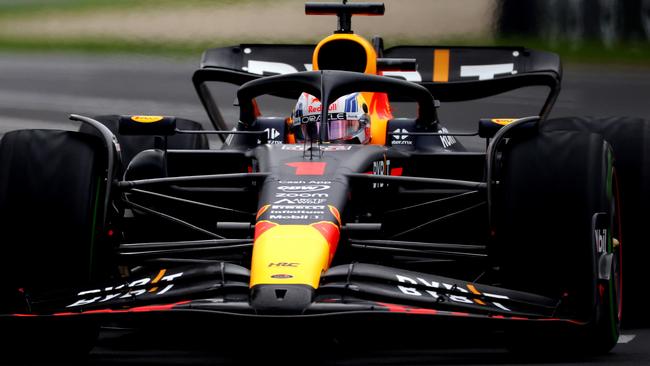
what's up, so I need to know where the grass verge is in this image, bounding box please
[0,0,262,18]
[0,36,214,58]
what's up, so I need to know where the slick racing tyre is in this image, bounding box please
[0,129,108,358]
[497,129,621,354]
[543,116,650,326]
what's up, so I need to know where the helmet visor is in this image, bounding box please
[327,119,361,141]
[298,119,361,141]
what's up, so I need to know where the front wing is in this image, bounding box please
[4,262,585,329]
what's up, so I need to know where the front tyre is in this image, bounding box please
[497,129,620,354]
[0,129,110,358]
[543,116,649,326]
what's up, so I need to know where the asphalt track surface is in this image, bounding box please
[76,327,650,366]
[0,53,649,365]
[3,326,650,365]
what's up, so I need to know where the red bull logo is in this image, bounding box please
[307,102,338,113]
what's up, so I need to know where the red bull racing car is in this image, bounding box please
[4,0,650,359]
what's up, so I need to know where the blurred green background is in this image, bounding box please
[0,0,648,64]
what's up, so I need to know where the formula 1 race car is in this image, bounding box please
[1,1,648,359]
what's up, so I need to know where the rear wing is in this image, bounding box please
[195,44,561,130]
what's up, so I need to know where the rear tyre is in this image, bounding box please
[497,129,620,354]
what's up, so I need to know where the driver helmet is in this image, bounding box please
[292,92,370,144]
